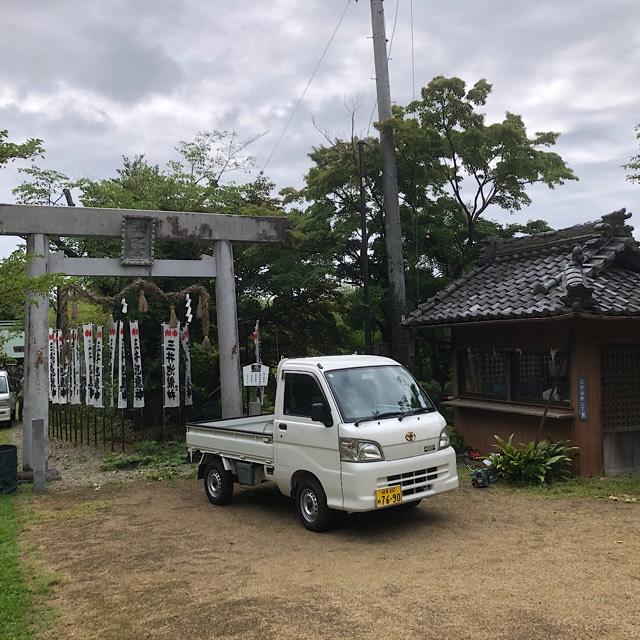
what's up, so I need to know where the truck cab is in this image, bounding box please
[187,355,458,531]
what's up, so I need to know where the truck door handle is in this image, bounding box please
[278,423,288,431]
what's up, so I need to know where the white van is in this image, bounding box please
[0,371,15,427]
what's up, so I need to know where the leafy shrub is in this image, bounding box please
[447,425,464,453]
[101,441,187,475]
[488,434,576,485]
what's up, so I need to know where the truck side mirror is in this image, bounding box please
[310,402,333,428]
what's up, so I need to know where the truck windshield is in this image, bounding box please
[0,377,7,393]
[324,365,435,424]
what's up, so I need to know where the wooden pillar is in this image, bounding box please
[570,319,603,475]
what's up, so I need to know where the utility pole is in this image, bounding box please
[358,141,372,351]
[368,0,410,365]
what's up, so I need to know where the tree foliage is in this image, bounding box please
[12,166,76,205]
[394,76,577,264]
[624,124,640,183]
[0,129,44,168]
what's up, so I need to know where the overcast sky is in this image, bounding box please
[1,0,639,258]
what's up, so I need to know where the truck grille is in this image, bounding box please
[379,465,447,497]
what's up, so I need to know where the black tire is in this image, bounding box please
[396,499,421,510]
[295,477,334,532]
[203,460,234,505]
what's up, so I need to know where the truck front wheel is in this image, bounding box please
[295,477,334,532]
[204,460,234,505]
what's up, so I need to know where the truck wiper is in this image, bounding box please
[398,407,436,421]
[354,411,405,426]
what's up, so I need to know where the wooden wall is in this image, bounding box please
[449,317,640,476]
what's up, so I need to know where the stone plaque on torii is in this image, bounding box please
[0,203,288,470]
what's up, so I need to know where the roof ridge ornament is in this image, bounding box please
[596,208,633,237]
[561,245,593,311]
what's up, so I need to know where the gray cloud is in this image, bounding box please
[1,0,639,256]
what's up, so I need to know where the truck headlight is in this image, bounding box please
[438,428,450,450]
[339,438,384,462]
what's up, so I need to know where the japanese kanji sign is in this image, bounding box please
[70,328,81,405]
[117,321,127,409]
[129,320,145,408]
[108,318,117,408]
[82,324,95,405]
[93,325,104,408]
[48,328,59,404]
[162,322,180,408]
[57,330,68,405]
[180,324,193,406]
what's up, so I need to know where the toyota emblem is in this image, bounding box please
[405,431,416,442]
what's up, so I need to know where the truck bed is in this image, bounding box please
[186,414,275,465]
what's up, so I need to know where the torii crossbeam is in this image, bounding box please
[0,203,288,470]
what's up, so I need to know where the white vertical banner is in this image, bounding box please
[48,328,59,403]
[180,324,193,406]
[57,330,68,405]
[93,325,104,408]
[129,320,145,408]
[70,329,81,405]
[117,321,127,409]
[108,319,117,408]
[162,323,180,408]
[82,324,95,406]
[67,329,74,404]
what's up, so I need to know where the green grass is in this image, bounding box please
[508,474,640,501]
[0,492,32,639]
[0,429,57,639]
[101,440,188,480]
[0,427,31,639]
[458,462,640,501]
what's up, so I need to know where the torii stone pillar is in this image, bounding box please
[22,233,50,470]
[214,240,242,417]
[0,203,287,469]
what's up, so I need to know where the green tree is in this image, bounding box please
[395,76,577,267]
[12,166,75,205]
[0,250,67,322]
[294,77,571,352]
[0,129,44,168]
[624,124,640,183]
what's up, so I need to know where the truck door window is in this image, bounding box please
[283,374,326,419]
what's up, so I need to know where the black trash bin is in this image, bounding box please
[0,444,18,494]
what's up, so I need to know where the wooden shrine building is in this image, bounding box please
[405,209,640,475]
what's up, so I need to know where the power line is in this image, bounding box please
[260,0,352,173]
[366,0,400,136]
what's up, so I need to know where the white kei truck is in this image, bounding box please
[186,355,458,531]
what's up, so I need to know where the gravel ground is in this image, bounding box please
[8,421,191,490]
[18,464,640,640]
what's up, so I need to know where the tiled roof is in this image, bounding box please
[404,209,640,327]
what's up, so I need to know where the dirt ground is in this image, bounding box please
[21,471,640,640]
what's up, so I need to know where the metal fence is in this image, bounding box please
[47,404,154,451]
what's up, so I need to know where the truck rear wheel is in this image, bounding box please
[204,460,234,505]
[295,477,334,532]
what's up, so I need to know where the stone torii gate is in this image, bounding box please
[0,203,287,470]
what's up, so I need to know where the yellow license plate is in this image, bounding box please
[375,486,403,508]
